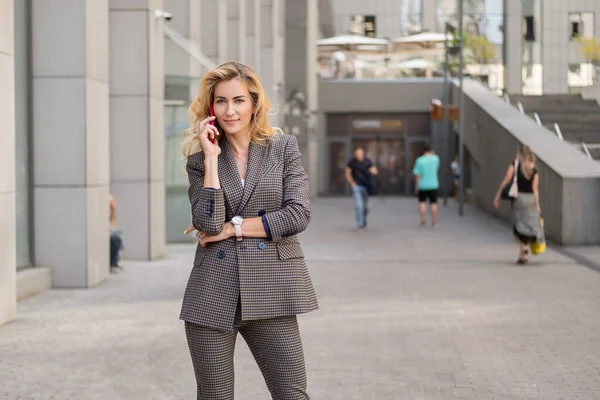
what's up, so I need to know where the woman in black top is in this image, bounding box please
[493,145,545,264]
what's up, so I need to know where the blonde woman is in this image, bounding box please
[493,145,545,264]
[181,62,318,399]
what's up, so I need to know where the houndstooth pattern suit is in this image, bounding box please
[180,133,318,399]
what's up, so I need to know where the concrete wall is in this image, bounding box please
[110,0,166,261]
[453,80,600,245]
[0,0,16,325]
[32,0,111,287]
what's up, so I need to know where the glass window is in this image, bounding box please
[570,12,595,40]
[568,63,594,90]
[522,0,542,94]
[400,0,423,35]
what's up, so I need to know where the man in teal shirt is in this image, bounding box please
[412,145,440,227]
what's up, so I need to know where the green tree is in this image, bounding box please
[575,36,600,83]
[467,34,496,81]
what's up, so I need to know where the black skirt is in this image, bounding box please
[513,225,535,244]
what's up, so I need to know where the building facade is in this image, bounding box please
[0,0,293,325]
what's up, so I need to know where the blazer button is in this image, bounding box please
[217,250,226,259]
[258,209,266,216]
[258,242,267,250]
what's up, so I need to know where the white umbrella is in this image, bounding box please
[317,34,389,46]
[392,32,451,44]
[391,58,437,70]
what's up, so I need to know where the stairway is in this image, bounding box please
[510,95,600,159]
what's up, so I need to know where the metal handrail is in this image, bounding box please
[533,112,541,127]
[581,142,592,159]
[517,102,524,114]
[554,123,564,141]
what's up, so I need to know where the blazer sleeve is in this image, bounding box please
[186,153,226,236]
[264,135,311,241]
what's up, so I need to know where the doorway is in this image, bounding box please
[351,138,405,195]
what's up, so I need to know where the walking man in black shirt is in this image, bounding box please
[345,147,378,231]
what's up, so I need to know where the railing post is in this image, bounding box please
[581,142,592,159]
[554,123,564,141]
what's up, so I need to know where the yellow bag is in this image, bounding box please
[530,240,546,255]
[531,217,546,255]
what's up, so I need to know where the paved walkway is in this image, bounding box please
[2,197,600,400]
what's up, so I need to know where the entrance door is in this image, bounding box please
[352,138,405,195]
[328,140,349,195]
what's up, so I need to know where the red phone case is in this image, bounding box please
[209,105,216,144]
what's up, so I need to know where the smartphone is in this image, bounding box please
[208,105,217,144]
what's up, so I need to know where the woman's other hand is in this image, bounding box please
[188,223,235,248]
[493,195,501,209]
[195,116,221,157]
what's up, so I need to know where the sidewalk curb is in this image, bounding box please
[551,245,600,275]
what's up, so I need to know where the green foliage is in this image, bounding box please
[443,31,495,78]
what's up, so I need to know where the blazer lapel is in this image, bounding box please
[238,141,266,213]
[219,140,244,216]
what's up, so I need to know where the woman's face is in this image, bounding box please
[213,79,255,137]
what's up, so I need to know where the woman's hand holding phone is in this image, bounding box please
[195,116,220,158]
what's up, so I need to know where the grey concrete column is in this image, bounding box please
[272,0,285,126]
[31,0,110,288]
[422,0,438,32]
[504,0,522,94]
[218,0,228,63]
[306,0,319,196]
[259,0,274,105]
[245,0,257,68]
[284,0,308,160]
[258,0,285,125]
[110,0,166,261]
[200,0,219,65]
[226,0,239,61]
[238,0,247,63]
[0,0,16,324]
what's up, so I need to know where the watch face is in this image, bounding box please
[232,216,243,225]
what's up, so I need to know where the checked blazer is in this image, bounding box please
[179,133,319,331]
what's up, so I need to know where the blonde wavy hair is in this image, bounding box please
[181,62,282,158]
[518,145,536,179]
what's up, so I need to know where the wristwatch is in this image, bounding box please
[231,216,244,241]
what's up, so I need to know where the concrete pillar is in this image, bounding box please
[218,0,227,63]
[31,0,110,288]
[0,0,16,324]
[272,0,285,126]
[226,0,240,61]
[259,0,274,105]
[306,0,319,196]
[200,0,219,65]
[284,0,308,160]
[110,0,166,260]
[504,0,523,94]
[258,0,284,125]
[422,0,438,32]
[246,0,258,68]
[238,0,247,63]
